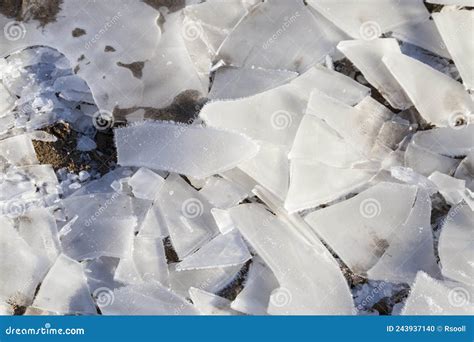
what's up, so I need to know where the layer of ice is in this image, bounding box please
[115,121,259,179]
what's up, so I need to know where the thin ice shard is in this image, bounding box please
[412,125,474,157]
[176,231,251,271]
[307,0,429,39]
[0,134,38,167]
[337,39,411,109]
[0,217,49,306]
[285,159,373,213]
[383,53,474,127]
[366,189,440,283]
[455,152,474,191]
[404,142,460,176]
[433,10,474,89]
[438,204,473,287]
[231,258,279,315]
[133,236,169,287]
[199,176,247,209]
[217,0,334,72]
[401,272,474,315]
[229,203,355,315]
[99,282,198,315]
[157,174,219,259]
[189,287,239,315]
[209,67,297,100]
[115,121,259,179]
[305,182,418,275]
[128,167,165,200]
[33,254,97,315]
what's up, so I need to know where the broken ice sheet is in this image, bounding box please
[285,159,374,213]
[428,172,466,205]
[115,121,258,179]
[438,203,474,287]
[383,52,474,127]
[0,0,162,112]
[32,254,97,315]
[433,9,474,90]
[156,174,219,259]
[189,287,239,315]
[0,217,50,307]
[412,124,474,157]
[198,176,248,209]
[209,67,297,100]
[455,151,474,191]
[231,258,279,315]
[217,0,335,73]
[128,167,165,201]
[304,182,438,281]
[337,39,411,109]
[17,207,61,265]
[133,236,169,287]
[401,272,474,315]
[307,0,429,40]
[229,203,354,314]
[169,263,242,299]
[60,193,137,260]
[0,134,38,168]
[176,231,251,271]
[404,142,460,177]
[99,282,198,315]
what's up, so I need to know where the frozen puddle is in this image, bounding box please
[0,1,473,316]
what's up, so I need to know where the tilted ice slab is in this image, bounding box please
[433,9,474,90]
[0,134,38,168]
[217,0,335,73]
[455,152,474,191]
[383,53,474,127]
[231,258,279,315]
[391,20,451,59]
[17,208,61,265]
[0,217,50,306]
[307,0,429,40]
[115,121,258,179]
[438,204,473,287]
[60,193,137,260]
[304,182,437,280]
[0,0,161,112]
[33,254,97,315]
[198,176,248,209]
[156,174,219,259]
[229,203,355,315]
[366,189,440,283]
[337,39,411,110]
[133,236,169,288]
[285,159,374,213]
[428,172,466,205]
[169,263,242,299]
[404,142,460,177]
[209,67,297,100]
[411,125,474,157]
[238,141,290,200]
[401,272,474,315]
[202,65,369,148]
[99,282,198,315]
[189,287,239,315]
[176,231,251,271]
[128,167,165,201]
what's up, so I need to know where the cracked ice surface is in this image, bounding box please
[1,0,473,317]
